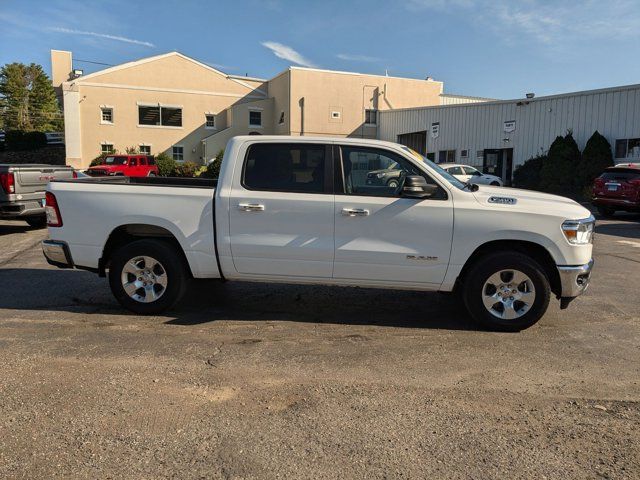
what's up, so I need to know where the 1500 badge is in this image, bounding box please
[488,196,517,205]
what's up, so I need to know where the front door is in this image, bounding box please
[483,149,514,186]
[228,142,335,278]
[333,145,454,286]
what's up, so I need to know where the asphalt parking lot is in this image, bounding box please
[0,215,639,479]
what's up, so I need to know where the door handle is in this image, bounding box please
[238,203,265,212]
[341,208,369,217]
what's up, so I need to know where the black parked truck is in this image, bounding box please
[0,164,76,227]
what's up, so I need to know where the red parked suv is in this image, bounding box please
[592,163,640,216]
[87,155,159,177]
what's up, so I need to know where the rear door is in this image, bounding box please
[228,142,335,278]
[334,145,454,286]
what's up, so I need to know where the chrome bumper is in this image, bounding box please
[42,240,74,269]
[557,259,594,298]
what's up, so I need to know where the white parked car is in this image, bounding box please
[440,163,503,186]
[42,136,594,331]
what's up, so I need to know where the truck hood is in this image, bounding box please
[472,185,592,220]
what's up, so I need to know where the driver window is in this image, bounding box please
[464,166,481,176]
[340,146,434,197]
[129,158,138,166]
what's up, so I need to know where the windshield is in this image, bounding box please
[402,147,467,190]
[104,156,128,165]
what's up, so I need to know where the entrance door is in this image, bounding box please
[483,149,513,186]
[228,142,334,278]
[333,145,454,286]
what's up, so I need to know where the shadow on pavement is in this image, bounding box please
[596,220,640,240]
[0,267,478,331]
[0,223,43,235]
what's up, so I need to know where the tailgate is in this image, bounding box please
[15,166,74,194]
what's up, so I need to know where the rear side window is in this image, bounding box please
[447,166,464,175]
[600,170,640,181]
[129,158,138,166]
[243,143,326,193]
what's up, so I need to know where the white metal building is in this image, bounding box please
[379,83,640,185]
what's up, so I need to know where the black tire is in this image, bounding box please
[596,206,615,217]
[490,181,500,186]
[25,215,47,228]
[147,172,156,177]
[462,252,551,332]
[108,239,189,314]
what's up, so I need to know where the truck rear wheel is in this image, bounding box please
[462,252,551,331]
[108,239,188,314]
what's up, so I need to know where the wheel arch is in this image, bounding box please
[455,240,561,298]
[99,224,193,278]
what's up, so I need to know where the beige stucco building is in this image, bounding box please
[51,50,447,168]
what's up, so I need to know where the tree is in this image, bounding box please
[578,131,613,189]
[0,62,63,132]
[513,154,545,190]
[539,131,581,194]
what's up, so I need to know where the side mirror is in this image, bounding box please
[401,175,439,199]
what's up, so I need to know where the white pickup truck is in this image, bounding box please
[42,136,594,331]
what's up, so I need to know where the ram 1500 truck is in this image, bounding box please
[1,164,76,227]
[42,136,594,331]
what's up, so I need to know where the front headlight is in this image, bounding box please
[376,173,385,178]
[562,216,595,244]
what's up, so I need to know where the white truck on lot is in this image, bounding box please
[42,136,594,331]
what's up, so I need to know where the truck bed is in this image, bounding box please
[55,176,217,188]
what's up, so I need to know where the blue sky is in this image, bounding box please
[1,0,639,99]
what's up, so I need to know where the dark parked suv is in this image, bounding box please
[592,163,640,216]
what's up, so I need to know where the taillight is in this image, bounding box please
[45,192,63,227]
[0,172,15,194]
[72,170,78,179]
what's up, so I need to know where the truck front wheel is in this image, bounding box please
[462,252,551,331]
[108,239,188,314]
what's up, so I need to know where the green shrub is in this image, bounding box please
[540,132,580,194]
[577,130,613,189]
[5,130,47,150]
[125,145,140,154]
[198,149,224,179]
[513,154,545,190]
[155,152,176,176]
[173,161,199,177]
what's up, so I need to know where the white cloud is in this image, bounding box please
[403,0,640,44]
[337,53,381,62]
[50,27,155,47]
[261,41,317,68]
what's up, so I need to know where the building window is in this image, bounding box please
[139,145,151,155]
[205,114,215,128]
[615,138,640,159]
[101,143,114,154]
[101,107,113,124]
[138,105,182,127]
[249,110,262,127]
[331,111,341,119]
[172,145,184,162]
[438,150,456,163]
[364,109,378,125]
[460,149,469,158]
[279,111,285,125]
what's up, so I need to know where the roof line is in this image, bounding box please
[70,51,267,95]
[381,82,640,114]
[289,66,442,83]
